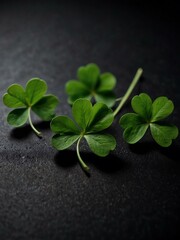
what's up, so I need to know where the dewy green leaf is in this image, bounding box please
[7,108,28,127]
[131,93,152,120]
[86,102,114,132]
[119,93,179,147]
[120,113,149,143]
[52,134,80,150]
[84,134,116,157]
[3,78,59,137]
[65,63,117,107]
[151,96,174,122]
[50,116,80,134]
[72,98,92,130]
[65,80,91,104]
[32,95,59,121]
[25,78,47,105]
[50,98,116,173]
[78,63,100,89]
[96,73,116,92]
[3,84,26,108]
[122,124,149,144]
[150,123,178,147]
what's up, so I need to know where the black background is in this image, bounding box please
[0,1,180,240]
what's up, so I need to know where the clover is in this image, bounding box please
[3,78,59,137]
[65,63,116,107]
[50,98,116,172]
[119,93,179,147]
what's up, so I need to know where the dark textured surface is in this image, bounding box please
[0,1,180,240]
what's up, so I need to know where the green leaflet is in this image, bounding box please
[3,84,26,108]
[150,123,179,147]
[52,134,80,150]
[131,93,152,120]
[25,78,47,105]
[72,98,92,130]
[151,96,174,122]
[84,134,116,156]
[7,108,28,127]
[32,95,59,121]
[86,102,114,133]
[50,116,80,134]
[96,73,116,92]
[65,80,91,104]
[123,124,149,144]
[78,63,100,90]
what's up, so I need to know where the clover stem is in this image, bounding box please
[76,136,90,172]
[115,97,123,102]
[28,107,42,137]
[113,68,143,117]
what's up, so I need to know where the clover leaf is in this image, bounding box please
[3,78,59,137]
[65,63,117,107]
[119,93,179,147]
[50,98,116,172]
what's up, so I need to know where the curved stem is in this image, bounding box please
[115,97,123,102]
[28,107,42,137]
[76,136,90,172]
[113,68,143,117]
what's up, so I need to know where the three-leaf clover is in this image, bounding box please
[119,93,179,147]
[65,63,117,107]
[3,78,59,136]
[50,98,116,172]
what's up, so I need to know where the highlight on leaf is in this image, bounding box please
[50,98,116,173]
[65,63,117,107]
[3,78,59,137]
[119,93,179,147]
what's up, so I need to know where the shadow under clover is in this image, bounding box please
[10,121,50,140]
[54,150,130,174]
[129,141,179,162]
